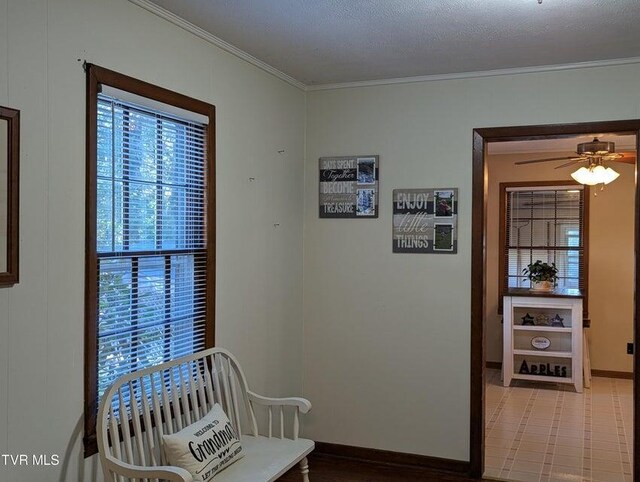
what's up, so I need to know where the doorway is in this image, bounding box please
[470,120,640,479]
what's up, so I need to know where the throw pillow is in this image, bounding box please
[162,403,244,481]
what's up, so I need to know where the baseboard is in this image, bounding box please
[313,441,470,475]
[591,369,633,379]
[486,361,502,369]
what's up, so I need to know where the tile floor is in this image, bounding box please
[484,369,633,482]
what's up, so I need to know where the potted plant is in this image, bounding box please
[523,260,558,292]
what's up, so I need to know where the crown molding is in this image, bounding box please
[306,56,640,91]
[128,0,306,91]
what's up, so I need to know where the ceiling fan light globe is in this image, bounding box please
[571,167,598,185]
[603,167,620,185]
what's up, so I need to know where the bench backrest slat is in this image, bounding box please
[150,372,166,464]
[118,388,135,464]
[217,355,234,431]
[129,380,146,466]
[108,404,123,482]
[194,360,209,418]
[202,358,216,410]
[139,374,157,466]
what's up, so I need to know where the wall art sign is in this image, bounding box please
[392,188,458,253]
[319,155,379,218]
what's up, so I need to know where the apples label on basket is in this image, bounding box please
[531,336,551,350]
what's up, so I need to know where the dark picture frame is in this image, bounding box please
[0,106,20,287]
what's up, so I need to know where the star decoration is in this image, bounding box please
[550,314,564,327]
[521,313,535,326]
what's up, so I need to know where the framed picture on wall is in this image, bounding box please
[356,188,375,216]
[392,188,458,254]
[357,157,376,185]
[319,155,379,218]
[433,224,455,251]
[434,189,455,217]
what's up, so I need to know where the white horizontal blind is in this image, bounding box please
[96,94,208,400]
[505,187,584,290]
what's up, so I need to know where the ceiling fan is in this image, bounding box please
[514,137,636,186]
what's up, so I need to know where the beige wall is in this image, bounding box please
[0,1,305,480]
[485,152,634,374]
[304,64,640,461]
[588,162,635,372]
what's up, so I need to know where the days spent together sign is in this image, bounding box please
[392,188,458,254]
[319,155,379,218]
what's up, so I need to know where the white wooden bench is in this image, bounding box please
[97,347,314,481]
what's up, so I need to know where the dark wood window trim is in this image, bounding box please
[497,180,589,316]
[84,64,216,457]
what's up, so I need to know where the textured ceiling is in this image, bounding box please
[147,0,640,85]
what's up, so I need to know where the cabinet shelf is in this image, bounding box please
[511,373,573,384]
[513,349,571,358]
[513,325,571,333]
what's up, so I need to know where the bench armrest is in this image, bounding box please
[247,390,312,414]
[102,457,193,482]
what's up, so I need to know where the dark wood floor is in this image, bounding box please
[278,454,489,481]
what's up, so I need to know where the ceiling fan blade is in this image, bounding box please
[515,156,583,166]
[555,159,587,169]
[612,152,636,164]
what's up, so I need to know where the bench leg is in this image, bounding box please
[299,456,310,482]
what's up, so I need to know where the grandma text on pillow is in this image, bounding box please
[163,404,244,481]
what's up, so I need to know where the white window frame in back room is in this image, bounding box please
[498,181,589,315]
[84,64,215,457]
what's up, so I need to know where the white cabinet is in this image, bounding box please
[503,292,583,392]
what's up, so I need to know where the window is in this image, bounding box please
[84,65,215,456]
[499,182,589,310]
